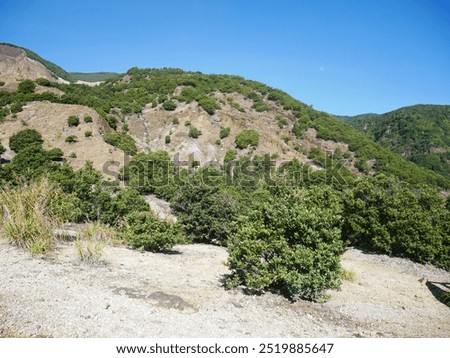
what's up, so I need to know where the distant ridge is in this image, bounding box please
[336,105,450,179]
[0,42,119,82]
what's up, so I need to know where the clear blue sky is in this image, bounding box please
[1,0,449,115]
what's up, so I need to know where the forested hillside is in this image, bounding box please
[338,105,450,179]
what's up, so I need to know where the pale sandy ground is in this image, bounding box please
[0,242,449,338]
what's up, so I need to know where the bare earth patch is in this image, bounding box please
[0,242,448,338]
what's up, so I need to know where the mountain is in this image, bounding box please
[1,43,449,189]
[338,105,450,179]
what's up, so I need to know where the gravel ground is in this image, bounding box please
[0,241,449,338]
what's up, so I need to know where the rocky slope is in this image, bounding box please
[0,44,59,91]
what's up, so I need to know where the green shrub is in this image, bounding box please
[226,186,344,301]
[35,78,51,86]
[106,116,118,130]
[235,129,259,149]
[67,116,80,127]
[0,80,5,86]
[84,130,93,137]
[172,179,237,245]
[17,80,36,94]
[100,188,149,226]
[46,148,64,161]
[165,135,171,144]
[292,121,310,137]
[172,117,179,124]
[252,100,271,112]
[122,151,177,200]
[220,127,231,139]
[224,149,237,163]
[227,98,245,112]
[276,116,288,128]
[84,115,93,123]
[65,135,78,143]
[120,211,182,252]
[342,175,450,269]
[0,107,10,122]
[10,102,23,114]
[104,132,137,155]
[163,100,177,111]
[9,129,43,153]
[69,152,77,158]
[198,96,220,115]
[189,126,202,139]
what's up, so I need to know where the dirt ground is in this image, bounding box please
[0,241,448,338]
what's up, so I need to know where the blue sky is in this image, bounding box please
[1,0,449,115]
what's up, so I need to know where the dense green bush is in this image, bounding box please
[121,151,178,200]
[9,129,43,153]
[226,186,345,301]
[188,126,202,139]
[17,80,36,94]
[163,100,177,111]
[252,100,271,112]
[0,107,10,122]
[106,116,118,130]
[235,129,259,149]
[224,149,237,163]
[165,135,171,144]
[120,211,182,252]
[84,130,93,137]
[100,188,149,226]
[104,132,137,155]
[198,96,220,115]
[84,115,93,123]
[35,78,51,86]
[65,135,78,143]
[342,175,450,269]
[67,116,80,126]
[172,178,237,245]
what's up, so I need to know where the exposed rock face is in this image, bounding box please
[0,45,56,90]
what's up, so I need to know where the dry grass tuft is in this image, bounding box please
[0,179,60,255]
[74,222,115,265]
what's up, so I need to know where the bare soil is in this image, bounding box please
[0,242,448,338]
